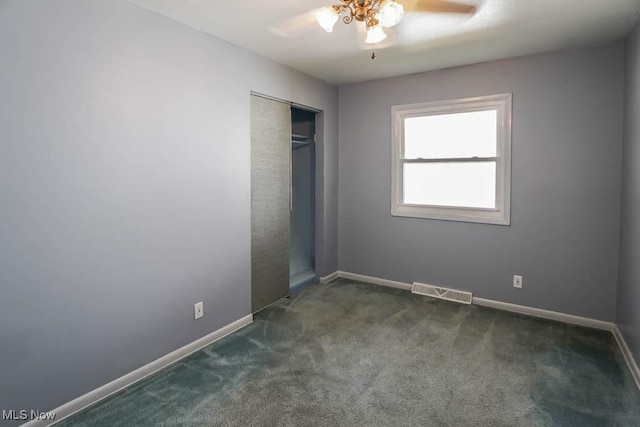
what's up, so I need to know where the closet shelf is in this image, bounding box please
[292,134,313,150]
[292,134,312,142]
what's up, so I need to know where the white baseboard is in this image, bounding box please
[472,297,613,331]
[337,271,413,291]
[335,270,640,390]
[319,271,339,284]
[23,315,253,427]
[612,325,640,390]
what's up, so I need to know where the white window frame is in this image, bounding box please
[391,93,512,225]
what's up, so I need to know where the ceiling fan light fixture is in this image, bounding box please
[313,0,476,57]
[378,0,404,28]
[365,23,387,44]
[315,6,340,33]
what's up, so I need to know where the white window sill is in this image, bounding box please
[391,204,510,225]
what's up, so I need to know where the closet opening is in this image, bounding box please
[290,107,316,292]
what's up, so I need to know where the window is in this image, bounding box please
[391,93,512,225]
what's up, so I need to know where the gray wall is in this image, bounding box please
[0,0,337,418]
[339,44,624,321]
[617,22,640,363]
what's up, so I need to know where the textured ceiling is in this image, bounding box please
[128,0,640,85]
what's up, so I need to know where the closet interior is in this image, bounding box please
[290,108,316,292]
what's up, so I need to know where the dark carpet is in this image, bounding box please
[58,279,640,426]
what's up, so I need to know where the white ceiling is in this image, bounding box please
[129,0,640,85]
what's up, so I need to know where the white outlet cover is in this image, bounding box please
[514,275,523,289]
[194,302,204,320]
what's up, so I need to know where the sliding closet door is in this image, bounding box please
[250,95,291,312]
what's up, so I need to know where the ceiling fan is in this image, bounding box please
[314,0,477,58]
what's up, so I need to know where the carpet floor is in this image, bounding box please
[58,279,640,426]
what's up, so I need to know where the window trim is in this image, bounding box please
[391,93,512,225]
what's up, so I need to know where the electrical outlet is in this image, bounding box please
[513,275,523,289]
[194,302,204,320]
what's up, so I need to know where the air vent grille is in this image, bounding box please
[412,282,472,305]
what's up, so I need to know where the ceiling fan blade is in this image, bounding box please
[404,0,476,14]
[267,10,317,38]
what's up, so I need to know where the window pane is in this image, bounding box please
[403,162,496,208]
[404,110,497,159]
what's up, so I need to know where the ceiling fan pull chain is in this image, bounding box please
[371,42,376,60]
